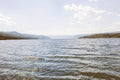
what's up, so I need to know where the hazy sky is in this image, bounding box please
[0,0,120,35]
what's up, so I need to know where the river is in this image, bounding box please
[0,39,120,80]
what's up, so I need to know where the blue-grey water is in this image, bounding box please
[0,39,120,80]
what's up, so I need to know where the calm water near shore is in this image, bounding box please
[0,39,120,80]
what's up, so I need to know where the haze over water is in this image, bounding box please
[0,39,120,80]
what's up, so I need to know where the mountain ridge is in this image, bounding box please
[0,31,50,40]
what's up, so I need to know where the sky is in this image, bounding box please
[0,0,120,35]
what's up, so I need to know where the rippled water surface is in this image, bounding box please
[0,39,120,80]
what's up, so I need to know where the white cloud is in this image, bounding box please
[64,4,105,23]
[117,14,120,17]
[115,21,120,25]
[95,16,103,21]
[0,13,16,26]
[88,0,99,2]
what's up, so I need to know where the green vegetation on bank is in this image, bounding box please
[79,33,120,38]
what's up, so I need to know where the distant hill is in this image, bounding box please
[74,34,89,39]
[0,31,50,40]
[79,33,120,38]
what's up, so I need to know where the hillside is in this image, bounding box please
[0,31,50,40]
[79,33,120,38]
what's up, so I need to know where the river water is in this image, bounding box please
[0,39,120,80]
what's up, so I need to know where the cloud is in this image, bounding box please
[117,14,120,17]
[64,4,105,23]
[88,0,99,2]
[0,13,16,26]
[95,16,103,21]
[115,21,120,25]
